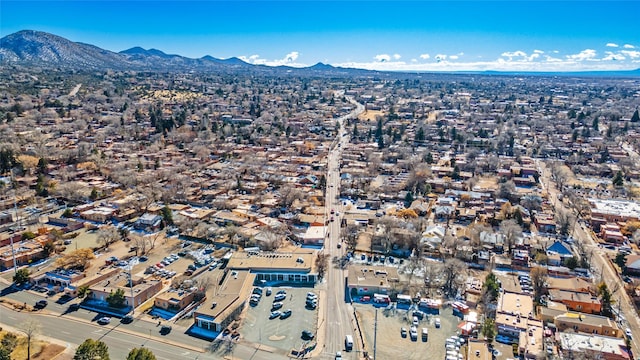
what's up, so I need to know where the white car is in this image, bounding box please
[435,317,441,328]
[626,328,633,338]
[409,326,418,340]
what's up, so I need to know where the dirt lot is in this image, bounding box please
[358,110,384,122]
[0,330,66,360]
[241,287,318,353]
[355,303,463,360]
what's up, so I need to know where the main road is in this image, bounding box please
[318,96,365,359]
[0,282,288,360]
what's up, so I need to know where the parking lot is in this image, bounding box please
[241,287,319,353]
[355,303,463,360]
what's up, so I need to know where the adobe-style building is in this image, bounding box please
[346,265,400,298]
[89,271,163,310]
[226,250,318,284]
[547,289,601,314]
[192,269,255,335]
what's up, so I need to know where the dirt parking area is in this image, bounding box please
[355,303,463,360]
[241,287,318,353]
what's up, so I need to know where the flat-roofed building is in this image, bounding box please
[89,270,163,310]
[558,332,631,360]
[154,288,196,312]
[548,289,601,314]
[346,265,400,297]
[193,270,255,335]
[226,250,318,284]
[467,340,491,360]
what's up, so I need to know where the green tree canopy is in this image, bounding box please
[74,339,110,360]
[12,268,30,285]
[106,288,126,308]
[613,171,624,187]
[127,347,156,360]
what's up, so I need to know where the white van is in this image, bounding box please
[345,335,353,351]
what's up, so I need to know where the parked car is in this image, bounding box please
[252,287,263,295]
[435,318,441,328]
[35,299,48,309]
[265,287,272,296]
[301,330,315,340]
[274,293,286,301]
[269,311,281,319]
[160,325,172,335]
[97,316,111,325]
[409,326,418,340]
[401,327,407,338]
[271,302,284,310]
[121,315,133,324]
[280,309,292,319]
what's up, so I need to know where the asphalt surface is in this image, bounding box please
[538,160,640,355]
[318,96,366,359]
[0,281,285,360]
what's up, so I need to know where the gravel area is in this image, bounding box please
[355,303,464,360]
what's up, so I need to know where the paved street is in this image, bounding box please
[0,281,284,360]
[319,96,365,359]
[538,160,640,355]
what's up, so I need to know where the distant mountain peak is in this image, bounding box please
[309,62,335,70]
[120,47,172,58]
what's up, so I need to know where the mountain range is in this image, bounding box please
[1,30,639,77]
[0,30,363,76]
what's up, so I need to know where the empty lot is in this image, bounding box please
[241,287,319,353]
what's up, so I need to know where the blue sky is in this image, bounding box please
[2,1,639,71]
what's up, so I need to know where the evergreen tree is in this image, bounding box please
[613,171,624,187]
[74,339,110,360]
[127,348,156,360]
[415,127,425,143]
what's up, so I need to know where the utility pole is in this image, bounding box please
[373,308,378,360]
[128,264,135,315]
[10,168,19,275]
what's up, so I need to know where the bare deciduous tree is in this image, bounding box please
[18,318,40,360]
[97,226,120,249]
[499,219,522,253]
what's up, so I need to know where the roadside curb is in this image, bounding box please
[0,302,205,354]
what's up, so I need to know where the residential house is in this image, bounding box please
[547,289,601,314]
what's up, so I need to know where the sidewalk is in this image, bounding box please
[0,300,206,354]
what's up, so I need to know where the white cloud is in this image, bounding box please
[419,53,430,60]
[285,51,299,62]
[501,50,527,60]
[602,51,625,61]
[567,49,598,61]
[411,58,418,62]
[621,50,640,59]
[449,55,459,60]
[393,54,401,60]
[333,56,638,72]
[606,43,619,48]
[624,44,636,49]
[374,54,391,62]
[435,54,447,62]
[238,52,306,67]
[501,50,541,62]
